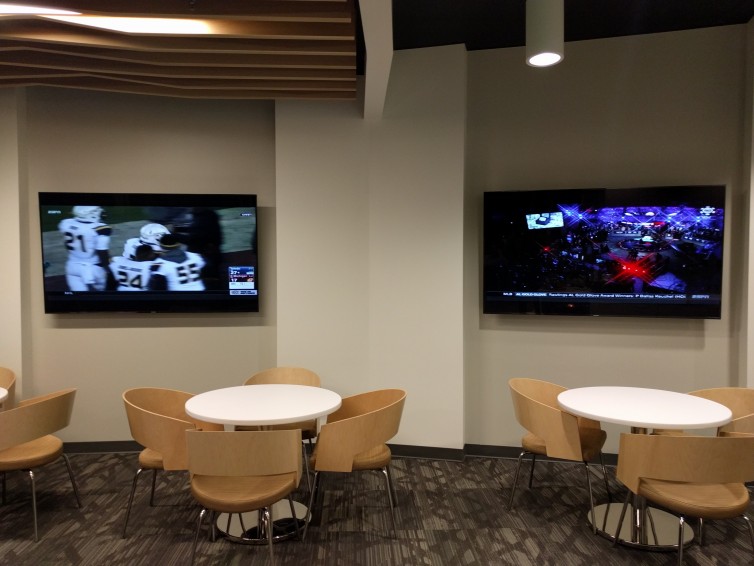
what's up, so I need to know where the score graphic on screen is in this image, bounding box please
[228,266,257,295]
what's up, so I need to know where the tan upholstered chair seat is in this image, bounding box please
[639,480,751,520]
[190,473,298,513]
[138,448,163,470]
[521,427,606,462]
[0,435,63,471]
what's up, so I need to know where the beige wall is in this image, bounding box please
[1,25,752,451]
[20,89,278,441]
[465,26,748,452]
[276,45,467,448]
[0,89,25,391]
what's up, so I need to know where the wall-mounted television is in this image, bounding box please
[483,185,725,318]
[38,192,258,313]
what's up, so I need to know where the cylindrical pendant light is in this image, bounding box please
[526,0,564,67]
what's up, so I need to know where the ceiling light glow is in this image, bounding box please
[0,3,79,15]
[42,15,213,34]
[526,0,564,68]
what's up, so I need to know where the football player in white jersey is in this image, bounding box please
[149,234,206,291]
[109,244,157,291]
[57,205,111,291]
[122,223,170,259]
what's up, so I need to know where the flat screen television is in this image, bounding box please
[38,192,259,313]
[483,185,725,318]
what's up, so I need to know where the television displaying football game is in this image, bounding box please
[38,192,258,313]
[483,186,725,318]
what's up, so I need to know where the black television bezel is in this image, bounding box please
[482,185,726,319]
[38,191,259,314]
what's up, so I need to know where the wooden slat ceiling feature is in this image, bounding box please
[0,0,358,100]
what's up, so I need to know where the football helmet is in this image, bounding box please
[72,206,104,222]
[139,223,170,250]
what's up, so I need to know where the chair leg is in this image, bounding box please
[508,450,527,510]
[191,508,208,566]
[303,471,321,540]
[264,507,274,565]
[645,506,659,545]
[582,462,597,534]
[62,454,82,508]
[612,489,632,546]
[1,471,5,505]
[677,516,686,566]
[598,452,611,503]
[742,514,754,555]
[28,470,39,542]
[528,453,537,488]
[381,466,397,532]
[698,517,704,546]
[122,467,144,538]
[288,494,301,540]
[149,468,158,506]
[301,442,312,494]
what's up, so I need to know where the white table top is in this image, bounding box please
[557,386,732,430]
[185,384,342,426]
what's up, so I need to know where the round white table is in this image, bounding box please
[557,386,732,551]
[185,384,342,427]
[558,386,732,433]
[185,384,342,544]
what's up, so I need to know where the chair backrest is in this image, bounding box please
[186,429,302,484]
[508,377,586,462]
[243,367,321,387]
[0,388,76,452]
[689,387,754,435]
[122,387,222,470]
[314,389,406,473]
[616,432,754,494]
[0,367,16,409]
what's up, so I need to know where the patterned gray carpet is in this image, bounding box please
[0,451,751,565]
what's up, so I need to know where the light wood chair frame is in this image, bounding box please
[303,388,406,539]
[689,387,754,436]
[508,378,611,534]
[0,388,81,541]
[186,429,303,566]
[613,432,754,565]
[240,367,322,493]
[121,387,222,538]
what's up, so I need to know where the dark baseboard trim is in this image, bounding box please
[64,440,141,453]
[63,440,618,465]
[388,444,466,461]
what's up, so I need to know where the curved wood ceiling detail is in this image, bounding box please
[0,0,357,100]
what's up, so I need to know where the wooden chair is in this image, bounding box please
[186,429,303,565]
[0,388,81,541]
[0,366,16,410]
[690,387,754,436]
[507,378,610,533]
[304,388,406,539]
[653,387,754,436]
[239,367,322,491]
[121,387,222,538]
[613,433,754,565]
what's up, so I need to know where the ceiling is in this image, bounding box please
[0,0,360,100]
[393,0,754,52]
[1,1,753,113]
